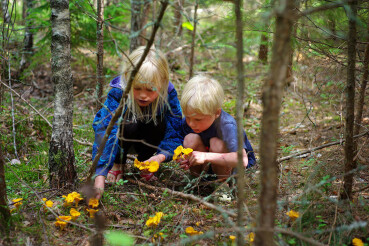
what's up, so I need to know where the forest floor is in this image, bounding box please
[1,52,369,245]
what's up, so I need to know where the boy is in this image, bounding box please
[178,75,256,180]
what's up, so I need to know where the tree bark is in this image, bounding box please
[49,0,77,190]
[189,1,198,80]
[234,0,246,245]
[96,0,104,110]
[0,110,10,236]
[1,0,10,23]
[255,0,296,245]
[341,0,358,200]
[173,0,184,36]
[19,0,34,73]
[258,31,268,64]
[140,1,151,45]
[130,0,142,52]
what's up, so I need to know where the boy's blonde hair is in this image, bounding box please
[122,46,169,123]
[181,75,224,116]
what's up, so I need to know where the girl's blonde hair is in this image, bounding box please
[181,75,224,116]
[122,46,169,123]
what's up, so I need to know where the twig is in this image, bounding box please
[127,179,237,218]
[87,0,169,181]
[0,80,93,147]
[353,184,369,193]
[277,130,369,162]
[38,210,51,246]
[274,227,327,246]
[7,57,18,158]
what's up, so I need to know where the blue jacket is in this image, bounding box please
[92,76,183,176]
[181,109,256,167]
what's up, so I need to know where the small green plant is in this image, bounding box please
[281,145,295,154]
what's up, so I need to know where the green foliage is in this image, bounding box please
[105,231,134,246]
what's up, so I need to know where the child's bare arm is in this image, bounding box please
[188,150,248,168]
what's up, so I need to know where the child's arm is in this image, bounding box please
[188,150,249,168]
[92,87,123,177]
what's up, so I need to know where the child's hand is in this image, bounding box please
[178,159,190,170]
[188,151,207,166]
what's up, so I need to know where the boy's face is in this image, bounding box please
[185,109,221,133]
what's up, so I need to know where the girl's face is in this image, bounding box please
[133,84,159,107]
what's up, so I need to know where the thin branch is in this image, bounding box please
[0,80,93,147]
[277,130,369,163]
[87,0,169,182]
[297,2,345,18]
[127,179,237,218]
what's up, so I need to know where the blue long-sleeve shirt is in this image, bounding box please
[92,76,183,176]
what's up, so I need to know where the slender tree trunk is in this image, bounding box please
[22,0,26,23]
[0,110,10,236]
[20,0,34,73]
[49,0,77,189]
[258,31,268,64]
[189,1,198,80]
[173,0,184,36]
[96,0,104,110]
[130,0,142,52]
[255,0,296,245]
[1,0,10,23]
[140,1,151,45]
[354,3,369,137]
[234,0,246,245]
[341,0,358,200]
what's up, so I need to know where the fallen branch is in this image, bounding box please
[127,179,237,218]
[277,130,369,163]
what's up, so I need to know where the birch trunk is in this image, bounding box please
[255,0,296,245]
[20,0,34,73]
[49,0,76,189]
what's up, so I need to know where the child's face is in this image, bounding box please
[133,84,159,107]
[185,109,221,133]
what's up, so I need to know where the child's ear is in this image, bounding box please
[215,108,222,118]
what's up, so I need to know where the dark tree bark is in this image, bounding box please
[96,0,104,110]
[0,112,10,236]
[1,0,10,23]
[173,0,184,36]
[19,0,34,73]
[140,1,151,45]
[255,0,296,245]
[130,0,142,52]
[341,0,358,200]
[258,31,268,64]
[354,3,369,137]
[49,0,77,189]
[234,0,246,245]
[189,1,198,80]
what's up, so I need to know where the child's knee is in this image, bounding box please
[184,133,203,148]
[209,137,227,153]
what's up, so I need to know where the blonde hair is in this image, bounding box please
[122,46,169,123]
[181,75,224,116]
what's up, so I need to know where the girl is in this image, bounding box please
[93,46,183,198]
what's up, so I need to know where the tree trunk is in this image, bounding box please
[140,1,151,45]
[19,0,34,73]
[173,0,184,36]
[49,0,77,190]
[0,110,10,236]
[341,0,358,200]
[234,0,246,245]
[1,0,10,23]
[255,0,296,245]
[130,0,142,52]
[96,0,104,110]
[189,1,198,79]
[258,31,268,64]
[354,3,369,137]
